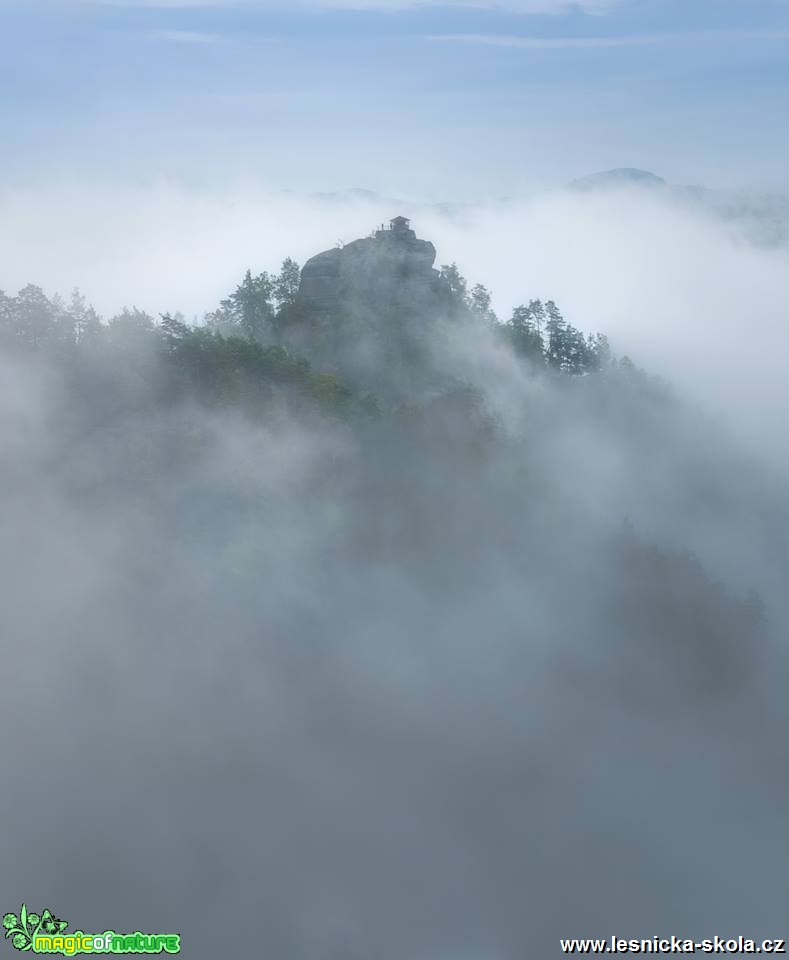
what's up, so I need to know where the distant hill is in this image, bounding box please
[566,168,789,246]
[569,168,668,191]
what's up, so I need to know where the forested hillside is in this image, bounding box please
[1,228,782,956]
[0,238,769,687]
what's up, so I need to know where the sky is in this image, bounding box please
[2,0,789,196]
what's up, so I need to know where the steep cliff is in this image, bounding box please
[297,218,443,314]
[283,218,458,400]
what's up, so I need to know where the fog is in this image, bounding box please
[1,173,788,958]
[3,176,788,456]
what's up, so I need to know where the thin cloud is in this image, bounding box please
[432,32,659,48]
[152,29,221,42]
[86,0,619,10]
[432,28,789,49]
[307,0,618,9]
[91,0,235,6]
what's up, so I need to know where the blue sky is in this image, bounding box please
[2,0,789,197]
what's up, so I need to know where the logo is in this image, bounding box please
[3,905,180,955]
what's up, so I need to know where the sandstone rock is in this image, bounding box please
[286,218,459,401]
[297,217,442,315]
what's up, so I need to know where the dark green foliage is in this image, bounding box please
[67,289,103,345]
[108,307,157,345]
[503,298,611,374]
[207,269,275,341]
[309,373,353,410]
[158,328,379,420]
[469,283,497,325]
[432,265,605,375]
[437,267,498,325]
[205,261,303,338]
[0,284,101,353]
[0,260,770,715]
[0,264,619,433]
[0,281,374,422]
[273,258,301,311]
[10,284,59,347]
[586,332,612,371]
[439,263,468,307]
[159,311,190,345]
[545,299,587,373]
[271,258,304,328]
[153,325,381,421]
[508,299,546,361]
[164,328,307,394]
[0,289,17,348]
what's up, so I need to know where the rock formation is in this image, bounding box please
[297,216,443,315]
[284,218,458,401]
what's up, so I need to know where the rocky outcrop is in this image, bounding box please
[284,218,457,401]
[297,219,442,314]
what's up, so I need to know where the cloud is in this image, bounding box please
[433,28,789,48]
[1,175,788,959]
[428,186,789,471]
[1,169,788,960]
[87,0,619,10]
[309,0,619,9]
[92,0,236,7]
[151,29,221,41]
[3,177,787,469]
[433,32,659,48]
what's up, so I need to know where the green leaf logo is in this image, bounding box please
[3,905,68,952]
[40,909,68,936]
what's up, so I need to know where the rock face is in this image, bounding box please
[297,217,442,314]
[286,218,456,400]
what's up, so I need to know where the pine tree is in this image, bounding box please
[159,312,189,346]
[67,289,103,345]
[273,258,301,311]
[439,263,468,306]
[221,270,275,341]
[469,284,498,325]
[108,307,156,349]
[14,284,57,347]
[544,300,568,371]
[508,302,545,361]
[0,290,14,342]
